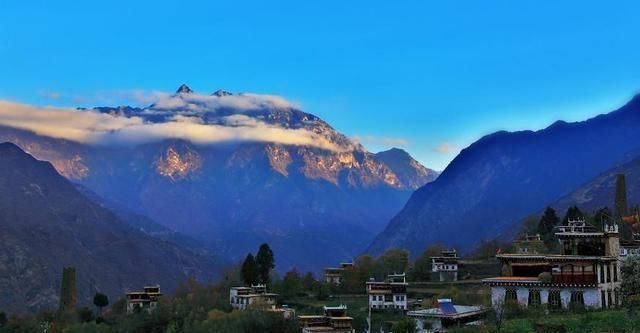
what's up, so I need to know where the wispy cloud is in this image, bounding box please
[68,89,302,111]
[352,135,409,147]
[0,100,344,151]
[147,91,300,111]
[432,143,457,154]
[39,91,62,100]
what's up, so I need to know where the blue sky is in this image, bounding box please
[1,1,640,170]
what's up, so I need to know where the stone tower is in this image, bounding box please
[58,267,77,313]
[615,174,628,219]
[615,174,631,240]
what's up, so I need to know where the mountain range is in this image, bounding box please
[0,142,218,313]
[0,85,438,272]
[369,94,640,255]
[551,155,640,216]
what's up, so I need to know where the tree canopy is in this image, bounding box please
[256,243,275,285]
[240,254,258,286]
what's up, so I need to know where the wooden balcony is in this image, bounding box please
[551,272,596,284]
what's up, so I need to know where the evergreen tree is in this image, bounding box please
[255,243,275,285]
[302,272,316,291]
[280,269,303,299]
[93,292,109,316]
[0,312,6,327]
[241,254,259,286]
[563,206,584,224]
[537,207,560,248]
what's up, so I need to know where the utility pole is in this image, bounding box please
[366,293,372,333]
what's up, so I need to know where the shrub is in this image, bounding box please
[534,322,567,333]
[390,318,416,333]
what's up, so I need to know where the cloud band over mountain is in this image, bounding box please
[0,98,344,151]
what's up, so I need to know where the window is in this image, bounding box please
[528,289,541,306]
[600,264,605,283]
[608,291,612,308]
[548,290,561,310]
[613,264,618,282]
[607,265,611,283]
[570,291,584,307]
[505,289,518,303]
[601,290,606,308]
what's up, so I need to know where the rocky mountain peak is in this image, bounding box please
[0,141,25,155]
[211,89,233,97]
[175,84,194,94]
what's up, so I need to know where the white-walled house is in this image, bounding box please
[431,250,459,282]
[483,219,622,310]
[229,284,277,310]
[366,273,408,312]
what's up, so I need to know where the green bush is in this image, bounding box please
[534,322,566,333]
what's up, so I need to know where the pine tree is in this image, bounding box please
[241,253,258,286]
[563,206,584,224]
[538,207,560,249]
[255,243,275,285]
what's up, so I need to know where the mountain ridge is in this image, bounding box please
[0,88,438,271]
[368,93,640,256]
[0,142,219,313]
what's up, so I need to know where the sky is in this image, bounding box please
[1,1,640,170]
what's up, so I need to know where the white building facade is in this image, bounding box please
[366,273,408,311]
[431,250,459,282]
[484,220,623,310]
[229,284,277,310]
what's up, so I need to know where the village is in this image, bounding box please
[13,173,640,333]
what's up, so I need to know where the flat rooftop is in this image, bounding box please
[408,305,486,319]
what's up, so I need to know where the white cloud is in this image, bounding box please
[0,100,345,151]
[125,90,300,112]
[352,135,409,147]
[432,143,457,154]
[39,91,62,100]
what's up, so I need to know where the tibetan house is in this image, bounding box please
[431,249,459,282]
[298,305,355,333]
[126,285,162,314]
[483,219,622,310]
[366,273,408,312]
[229,284,278,310]
[324,262,354,285]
